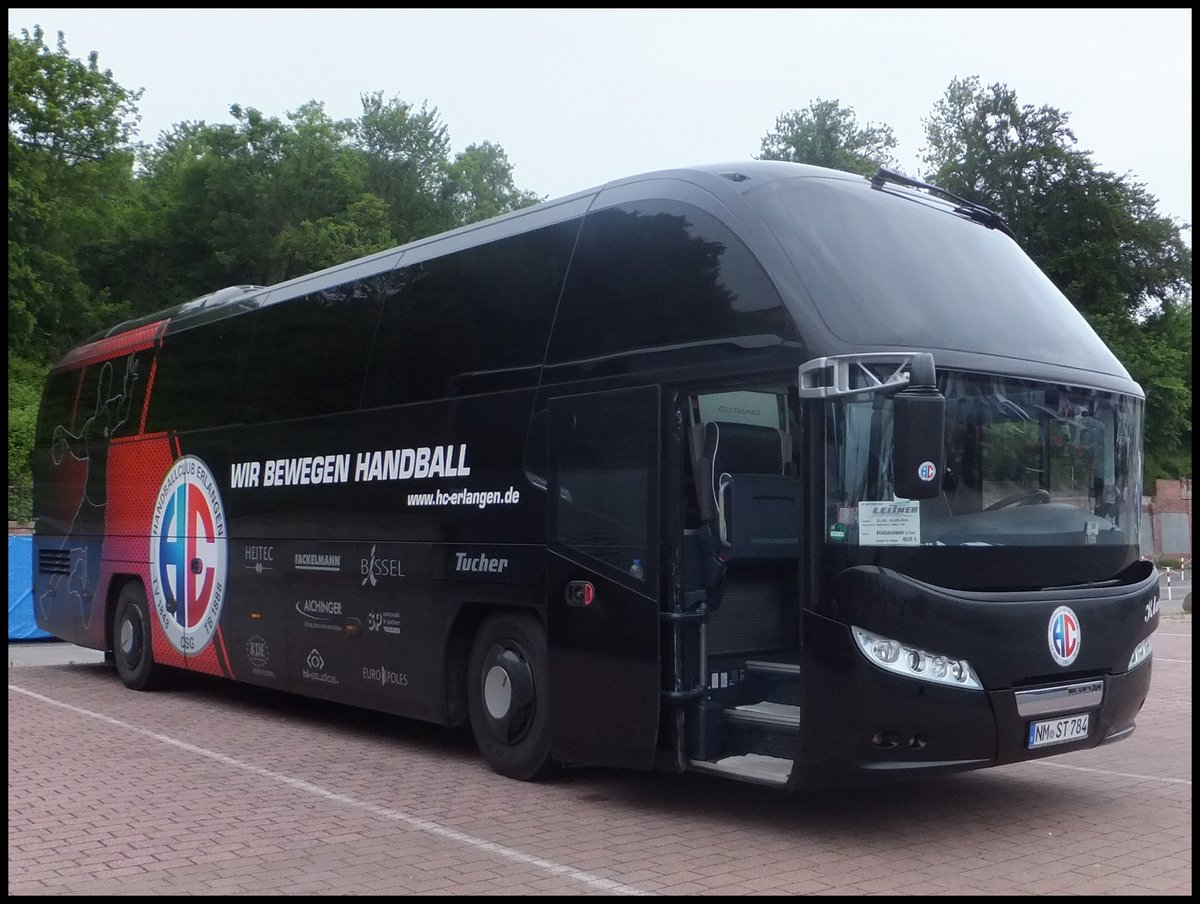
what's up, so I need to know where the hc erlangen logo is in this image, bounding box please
[1047,605,1081,667]
[148,455,227,655]
[917,461,937,482]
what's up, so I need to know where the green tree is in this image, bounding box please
[114,100,381,309]
[7,353,45,521]
[757,97,898,176]
[8,26,142,516]
[921,77,1192,320]
[356,91,456,241]
[8,26,142,357]
[444,141,543,225]
[920,76,1192,481]
[273,194,396,275]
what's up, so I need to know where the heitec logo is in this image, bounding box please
[148,455,227,655]
[1048,606,1081,667]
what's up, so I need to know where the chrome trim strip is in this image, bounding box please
[1015,680,1104,717]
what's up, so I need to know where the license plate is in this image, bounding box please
[1028,713,1090,749]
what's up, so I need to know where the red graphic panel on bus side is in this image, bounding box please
[103,438,232,679]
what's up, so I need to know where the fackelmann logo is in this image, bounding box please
[295,553,341,573]
[361,544,404,587]
[148,455,227,656]
[302,648,338,685]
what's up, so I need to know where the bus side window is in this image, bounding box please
[546,200,790,366]
[549,387,659,586]
[240,282,382,424]
[362,220,578,408]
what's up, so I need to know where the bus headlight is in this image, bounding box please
[853,626,983,691]
[1127,637,1152,671]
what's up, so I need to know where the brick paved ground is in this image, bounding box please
[8,612,1191,896]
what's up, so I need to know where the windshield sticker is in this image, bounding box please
[858,500,921,546]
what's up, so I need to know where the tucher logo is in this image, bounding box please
[361,544,404,587]
[455,552,509,574]
[148,455,227,655]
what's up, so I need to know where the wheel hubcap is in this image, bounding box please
[119,613,140,665]
[481,643,535,744]
[484,665,512,719]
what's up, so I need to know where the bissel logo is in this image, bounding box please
[361,545,404,587]
[148,455,227,655]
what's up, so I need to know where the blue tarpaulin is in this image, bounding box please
[8,535,53,640]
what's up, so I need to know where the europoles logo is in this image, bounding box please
[149,455,228,655]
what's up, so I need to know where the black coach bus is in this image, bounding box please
[32,161,1160,790]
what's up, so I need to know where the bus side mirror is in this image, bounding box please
[893,354,945,500]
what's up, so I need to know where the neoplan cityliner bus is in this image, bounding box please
[32,161,1159,790]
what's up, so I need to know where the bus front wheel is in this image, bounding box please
[467,613,554,781]
[112,580,164,691]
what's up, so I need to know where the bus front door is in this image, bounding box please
[545,386,662,769]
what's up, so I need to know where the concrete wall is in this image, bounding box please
[1144,478,1192,561]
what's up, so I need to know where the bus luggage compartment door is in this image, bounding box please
[545,387,661,769]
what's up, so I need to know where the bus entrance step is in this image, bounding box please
[745,659,801,679]
[688,753,793,787]
[723,701,801,733]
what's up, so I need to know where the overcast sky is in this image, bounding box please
[8,8,1193,231]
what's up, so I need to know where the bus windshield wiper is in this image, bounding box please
[870,167,1017,240]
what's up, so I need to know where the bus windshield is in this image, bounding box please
[825,372,1143,558]
[747,174,1130,381]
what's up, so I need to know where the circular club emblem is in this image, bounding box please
[917,460,938,482]
[148,455,227,655]
[1047,605,1081,667]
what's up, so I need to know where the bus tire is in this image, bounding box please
[467,612,554,781]
[112,580,163,691]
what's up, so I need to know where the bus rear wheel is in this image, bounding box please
[467,613,554,781]
[112,580,163,691]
